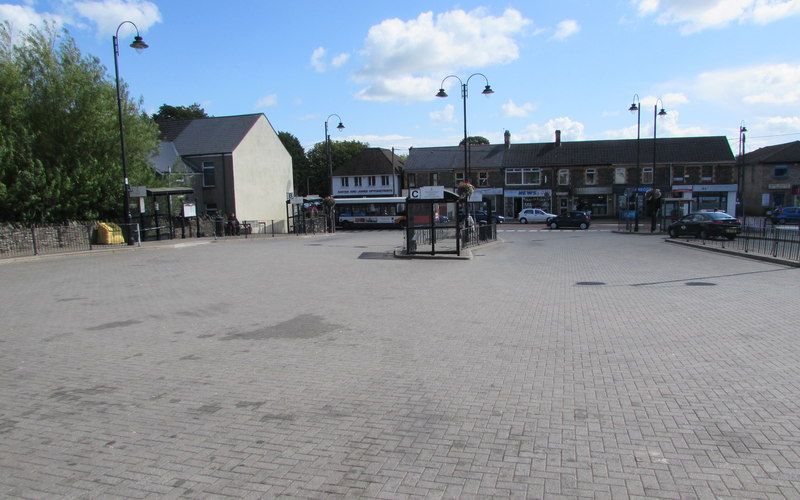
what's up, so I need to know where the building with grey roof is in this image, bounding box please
[332,148,404,198]
[740,141,800,214]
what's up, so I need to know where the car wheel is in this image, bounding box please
[519,218,527,224]
[700,229,709,240]
[579,222,588,230]
[726,235,736,240]
[668,228,678,238]
[549,222,558,229]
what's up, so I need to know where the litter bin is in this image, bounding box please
[214,216,224,237]
[97,222,124,244]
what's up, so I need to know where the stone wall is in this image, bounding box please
[0,222,94,258]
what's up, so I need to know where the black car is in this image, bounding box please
[473,210,505,225]
[546,211,591,230]
[667,211,741,240]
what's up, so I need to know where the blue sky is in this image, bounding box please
[2,0,799,154]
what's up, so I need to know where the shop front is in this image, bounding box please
[574,187,612,218]
[475,187,504,215]
[673,184,736,214]
[766,183,794,209]
[503,189,552,218]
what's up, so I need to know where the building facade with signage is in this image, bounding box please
[332,148,404,198]
[740,141,800,214]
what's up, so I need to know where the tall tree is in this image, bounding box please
[277,131,311,195]
[306,140,368,196]
[459,136,490,146]
[0,23,159,222]
[152,103,208,121]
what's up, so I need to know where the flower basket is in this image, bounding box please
[456,181,475,199]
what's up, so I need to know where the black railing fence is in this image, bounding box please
[691,220,800,262]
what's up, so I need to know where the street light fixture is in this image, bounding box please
[738,122,747,218]
[113,21,148,245]
[324,114,344,232]
[436,74,494,184]
[629,94,642,232]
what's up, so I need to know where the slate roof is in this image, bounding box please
[742,141,800,164]
[151,142,195,175]
[156,114,263,156]
[404,144,506,172]
[504,136,734,168]
[334,148,404,175]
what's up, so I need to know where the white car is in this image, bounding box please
[517,208,556,223]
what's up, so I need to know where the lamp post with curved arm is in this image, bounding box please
[628,94,642,232]
[324,114,344,232]
[738,122,747,217]
[436,73,494,184]
[113,21,149,245]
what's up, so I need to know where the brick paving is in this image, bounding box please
[1,230,799,498]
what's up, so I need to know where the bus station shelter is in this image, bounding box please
[405,188,463,256]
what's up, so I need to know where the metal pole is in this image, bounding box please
[113,34,133,245]
[461,83,468,183]
[634,105,641,232]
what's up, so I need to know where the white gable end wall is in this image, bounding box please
[230,115,294,224]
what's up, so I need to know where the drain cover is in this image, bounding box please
[576,281,606,286]
[358,252,394,260]
[685,281,716,286]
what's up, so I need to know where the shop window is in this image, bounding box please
[430,173,439,185]
[407,174,416,188]
[341,177,349,187]
[368,176,376,186]
[673,166,685,181]
[354,177,362,187]
[614,168,626,184]
[701,166,713,181]
[505,169,523,185]
[381,175,390,186]
[774,166,789,178]
[558,169,569,185]
[478,172,489,186]
[642,167,653,184]
[202,161,215,187]
[585,168,597,185]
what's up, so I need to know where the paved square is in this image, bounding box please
[1,229,799,498]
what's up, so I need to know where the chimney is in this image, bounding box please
[504,130,511,149]
[555,130,562,147]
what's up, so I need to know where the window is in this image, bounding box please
[505,168,541,185]
[205,203,218,216]
[202,161,215,187]
[585,169,597,185]
[454,171,465,184]
[381,175,390,186]
[353,177,363,187]
[614,168,626,184]
[340,177,349,187]
[701,165,713,181]
[642,167,654,184]
[407,174,416,188]
[558,169,569,185]
[430,173,439,185]
[673,166,685,181]
[774,166,789,178]
[478,172,489,186]
[368,176,376,186]
[505,169,522,185]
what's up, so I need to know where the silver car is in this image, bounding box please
[517,208,556,223]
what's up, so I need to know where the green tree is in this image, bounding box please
[152,103,208,121]
[459,136,490,146]
[306,140,368,196]
[0,23,159,222]
[277,131,312,195]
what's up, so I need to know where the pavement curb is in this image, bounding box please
[664,238,800,267]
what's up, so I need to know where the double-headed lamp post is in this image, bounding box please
[436,73,494,184]
[324,114,344,231]
[113,21,148,245]
[628,94,642,232]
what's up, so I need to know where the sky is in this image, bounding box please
[2,0,799,155]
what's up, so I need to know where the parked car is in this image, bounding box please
[517,208,556,224]
[770,207,800,225]
[434,213,450,224]
[667,211,741,240]
[546,211,591,230]
[474,210,504,225]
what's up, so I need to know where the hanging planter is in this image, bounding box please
[456,181,475,199]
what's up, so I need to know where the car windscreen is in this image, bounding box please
[707,212,735,220]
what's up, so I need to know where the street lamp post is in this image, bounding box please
[436,74,494,185]
[738,122,747,218]
[113,21,148,245]
[628,94,642,232]
[324,114,344,232]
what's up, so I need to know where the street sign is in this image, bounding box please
[130,185,147,198]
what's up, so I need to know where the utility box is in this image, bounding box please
[97,222,124,245]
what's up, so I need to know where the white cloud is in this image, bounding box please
[297,113,319,122]
[502,99,537,118]
[73,0,161,37]
[637,92,689,108]
[310,46,326,72]
[0,3,66,36]
[345,133,413,149]
[694,63,800,106]
[355,8,530,101]
[746,115,800,149]
[551,19,580,40]
[429,104,455,123]
[516,117,586,142]
[255,94,277,108]
[331,52,349,68]
[635,0,800,34]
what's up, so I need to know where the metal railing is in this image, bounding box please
[689,219,800,262]
[1,222,96,259]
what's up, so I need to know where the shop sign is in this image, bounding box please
[505,189,551,197]
[769,183,791,190]
[693,184,736,192]
[476,187,503,195]
[334,186,394,196]
[575,187,612,195]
